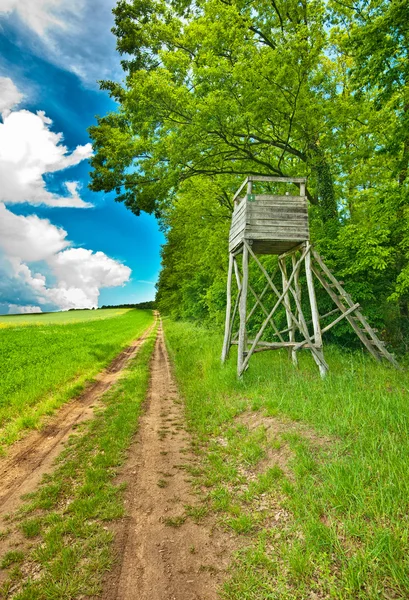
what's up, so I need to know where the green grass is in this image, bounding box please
[163,318,409,599]
[0,327,156,599]
[0,308,132,328]
[0,309,153,449]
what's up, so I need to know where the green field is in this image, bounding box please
[0,325,157,599]
[0,308,132,328]
[0,309,153,449]
[164,319,409,599]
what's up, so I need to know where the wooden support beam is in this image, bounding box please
[305,242,327,377]
[238,243,249,376]
[294,303,360,350]
[240,243,313,374]
[279,256,296,365]
[311,264,381,362]
[221,253,234,363]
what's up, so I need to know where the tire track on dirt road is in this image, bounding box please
[0,319,156,520]
[103,322,233,600]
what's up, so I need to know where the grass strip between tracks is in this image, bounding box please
[0,325,157,599]
[163,319,409,600]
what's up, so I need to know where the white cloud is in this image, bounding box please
[0,79,93,208]
[0,76,23,116]
[0,203,69,261]
[8,304,42,314]
[0,0,76,36]
[0,0,120,88]
[0,203,132,311]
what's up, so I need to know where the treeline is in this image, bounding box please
[101,302,156,310]
[90,0,409,349]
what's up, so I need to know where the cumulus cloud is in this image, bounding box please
[0,203,132,311]
[0,79,93,208]
[0,0,77,36]
[0,0,120,88]
[8,304,42,314]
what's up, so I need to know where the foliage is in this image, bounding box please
[90,0,409,346]
[100,301,156,309]
[0,309,153,449]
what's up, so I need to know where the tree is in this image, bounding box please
[89,0,338,219]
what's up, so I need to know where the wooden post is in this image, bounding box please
[221,252,234,363]
[279,257,296,365]
[305,243,327,377]
[291,252,301,366]
[238,243,249,376]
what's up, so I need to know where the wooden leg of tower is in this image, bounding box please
[291,253,301,367]
[238,244,249,376]
[221,252,234,363]
[305,243,328,378]
[279,257,296,366]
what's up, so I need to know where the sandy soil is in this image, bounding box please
[102,323,233,600]
[0,321,155,521]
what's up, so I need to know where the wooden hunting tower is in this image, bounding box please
[222,175,399,376]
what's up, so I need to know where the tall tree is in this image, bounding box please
[89,0,338,218]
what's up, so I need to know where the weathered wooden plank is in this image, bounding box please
[230,214,246,230]
[233,200,246,217]
[247,206,308,215]
[229,224,245,241]
[246,221,309,229]
[229,233,245,252]
[245,231,309,241]
[232,179,249,204]
[229,229,244,244]
[247,205,307,213]
[248,176,307,183]
[229,231,245,247]
[248,202,307,210]
[251,194,306,201]
[248,199,307,206]
[247,214,308,223]
[246,218,309,228]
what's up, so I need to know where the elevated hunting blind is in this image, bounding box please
[222,175,399,376]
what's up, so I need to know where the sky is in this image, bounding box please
[0,0,164,315]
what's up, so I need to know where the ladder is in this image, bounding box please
[311,249,400,368]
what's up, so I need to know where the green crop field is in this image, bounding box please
[164,319,409,599]
[0,308,132,328]
[0,309,153,450]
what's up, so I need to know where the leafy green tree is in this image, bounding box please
[89,0,338,218]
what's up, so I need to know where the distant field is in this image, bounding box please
[0,309,153,449]
[0,308,132,328]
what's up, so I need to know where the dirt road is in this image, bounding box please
[103,323,232,600]
[0,322,155,520]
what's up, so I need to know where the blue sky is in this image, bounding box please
[0,0,164,314]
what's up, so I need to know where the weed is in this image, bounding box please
[20,518,42,538]
[163,516,186,527]
[1,551,24,569]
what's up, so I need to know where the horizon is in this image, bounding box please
[0,1,163,315]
